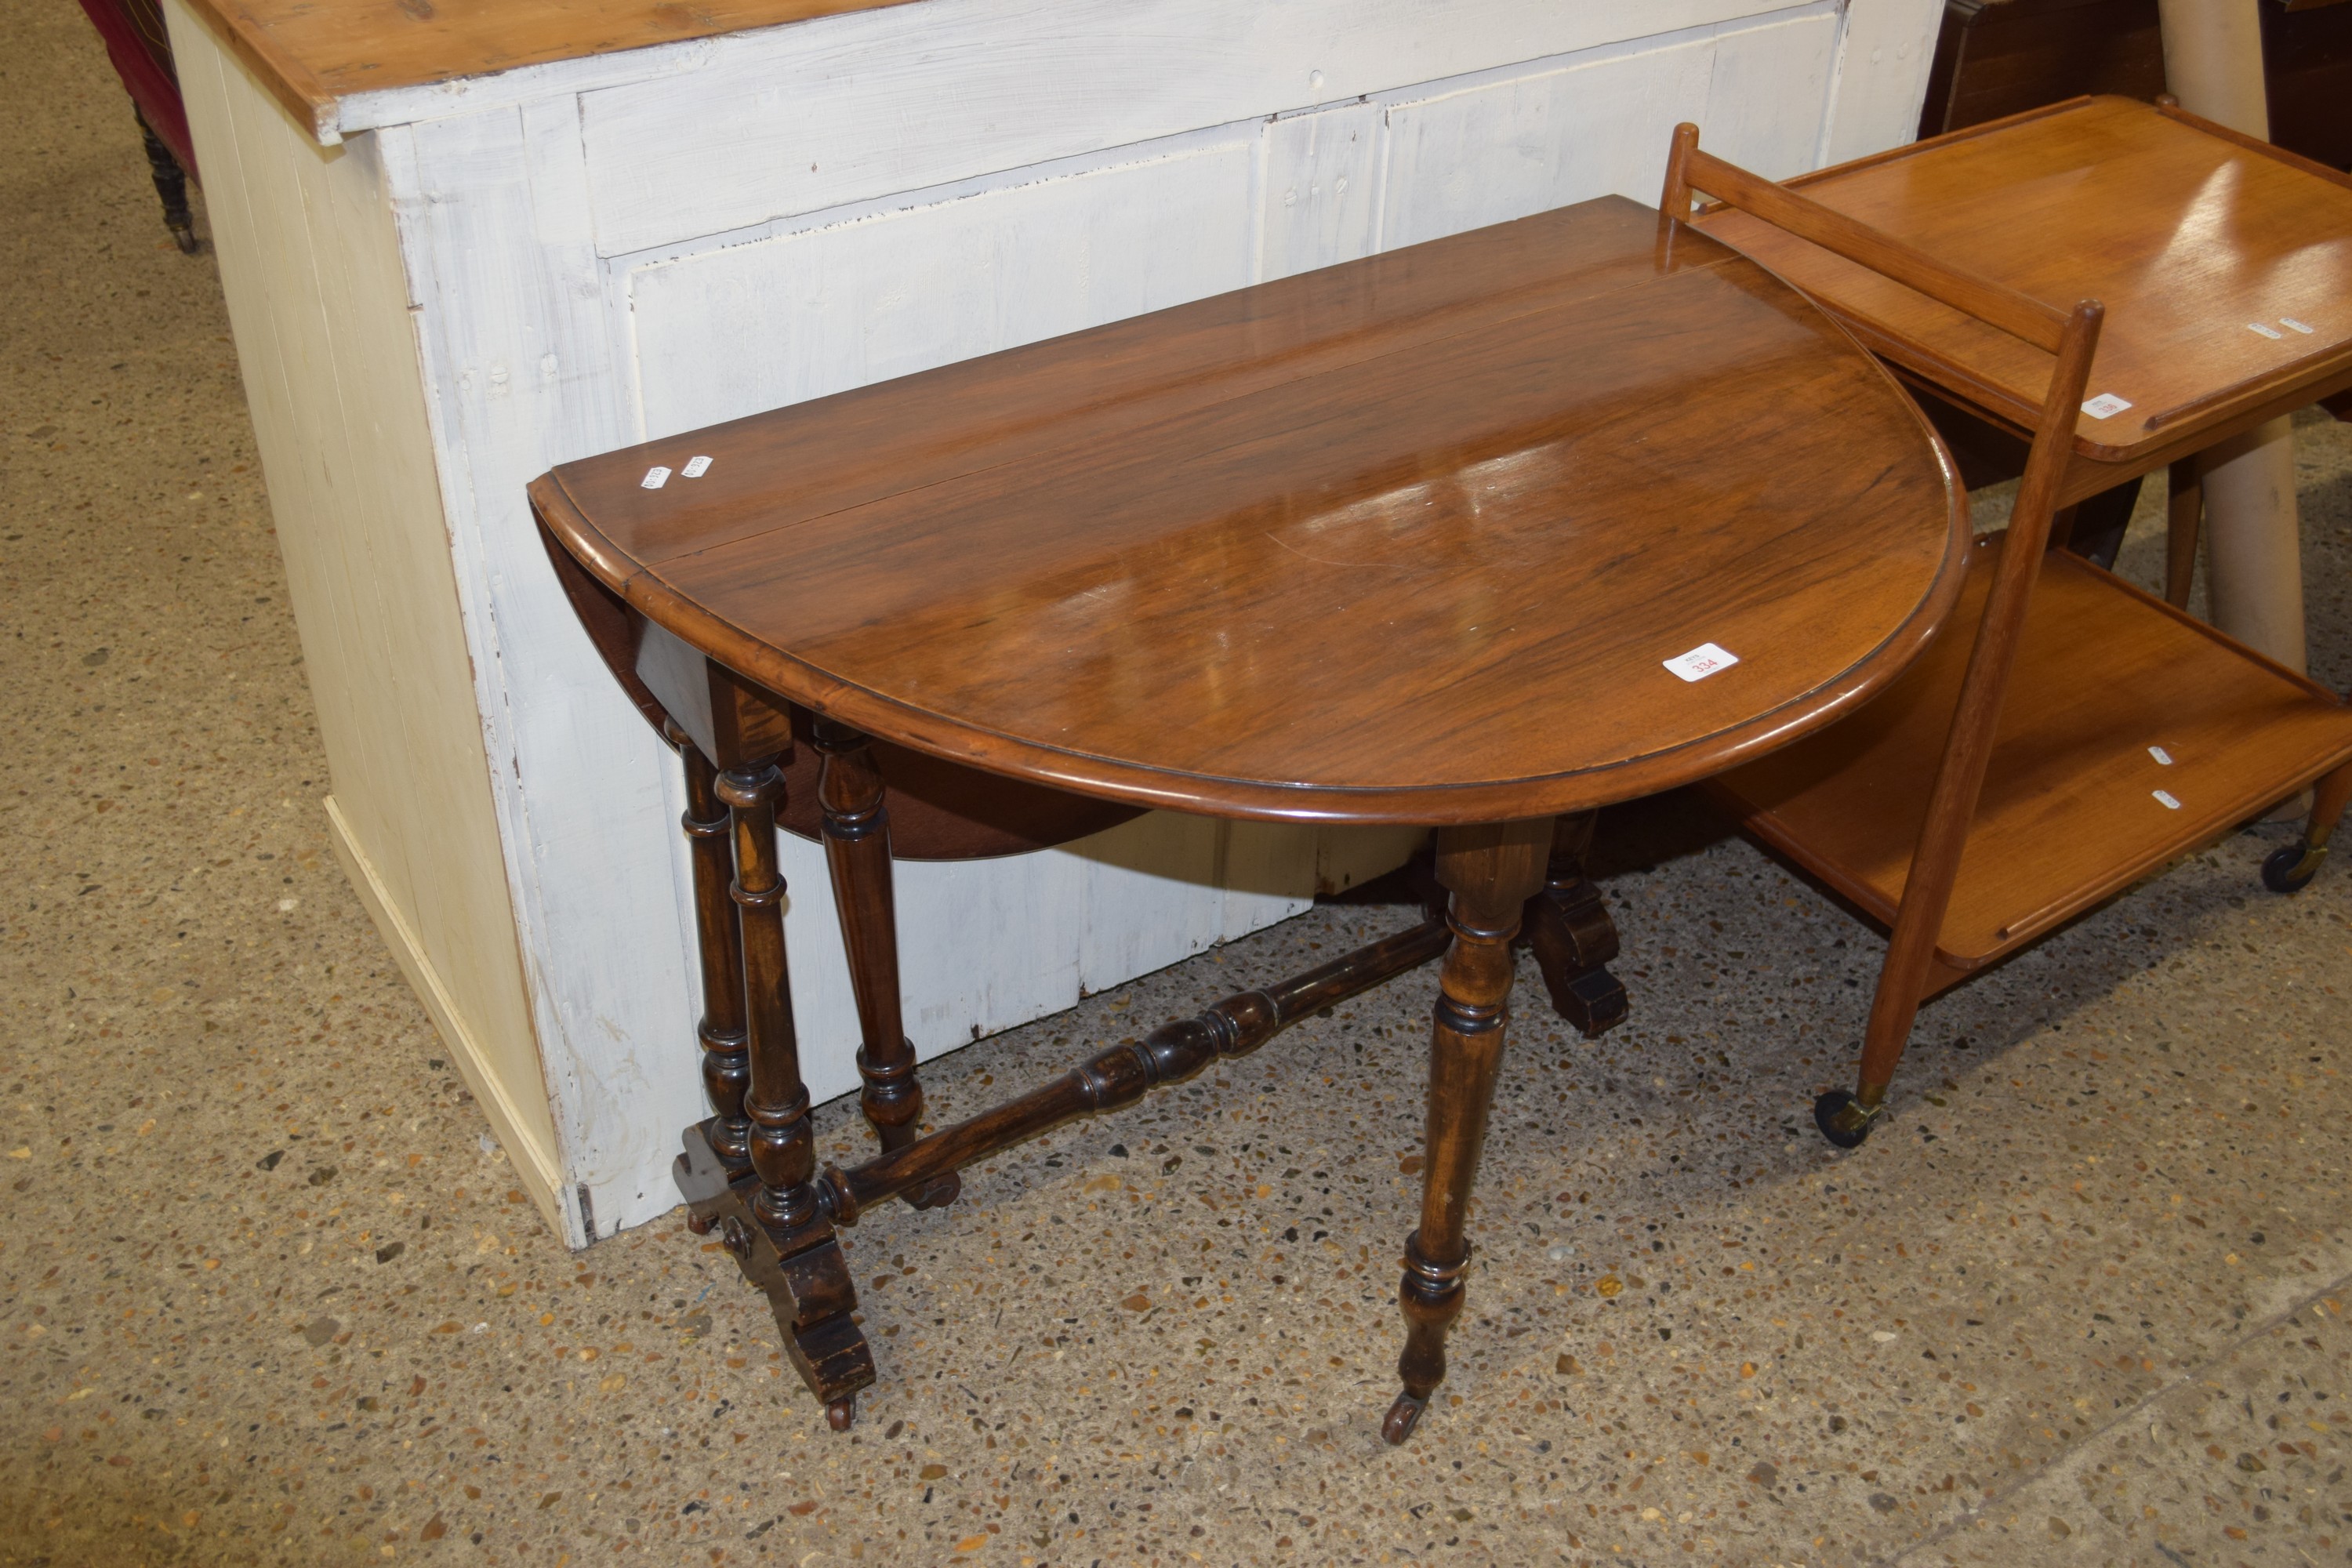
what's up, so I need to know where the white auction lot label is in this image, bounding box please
[1664,643,1739,682]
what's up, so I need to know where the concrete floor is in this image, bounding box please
[7,9,2352,1566]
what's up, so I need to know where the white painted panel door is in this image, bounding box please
[1381,9,1837,250]
[628,137,1259,435]
[575,0,1824,255]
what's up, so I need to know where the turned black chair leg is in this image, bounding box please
[136,111,198,254]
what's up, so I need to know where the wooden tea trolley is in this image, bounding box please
[531,195,1967,1439]
[1685,97,2352,1149]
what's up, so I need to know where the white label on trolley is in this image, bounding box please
[2281,318,2316,335]
[682,455,713,478]
[2248,321,2284,340]
[2148,746,2173,765]
[1664,643,1739,682]
[2081,393,2132,419]
[2153,789,2182,810]
[641,465,672,489]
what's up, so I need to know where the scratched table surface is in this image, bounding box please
[531,194,1968,826]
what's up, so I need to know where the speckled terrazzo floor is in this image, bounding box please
[8,11,2352,1568]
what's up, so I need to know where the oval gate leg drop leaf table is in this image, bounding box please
[530,193,1968,1439]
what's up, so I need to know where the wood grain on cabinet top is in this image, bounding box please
[1697,96,2352,463]
[532,196,1969,826]
[178,0,919,140]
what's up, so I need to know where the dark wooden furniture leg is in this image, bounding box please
[136,109,197,254]
[2165,456,2203,610]
[670,720,752,1195]
[2060,475,2141,572]
[714,749,873,1428]
[1519,811,1626,1037]
[811,717,959,1210]
[720,758,808,1232]
[1384,817,1552,1445]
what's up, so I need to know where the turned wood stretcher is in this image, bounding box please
[1682,98,2352,1148]
[529,193,1966,1439]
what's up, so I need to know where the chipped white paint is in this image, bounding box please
[169,0,1944,1247]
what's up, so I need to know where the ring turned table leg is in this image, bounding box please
[720,759,815,1234]
[667,720,753,1194]
[718,752,875,1429]
[811,718,959,1210]
[1385,817,1552,1444]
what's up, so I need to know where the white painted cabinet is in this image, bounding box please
[167,0,1943,1246]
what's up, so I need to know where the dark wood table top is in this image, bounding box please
[532,195,1966,826]
[1699,96,2352,463]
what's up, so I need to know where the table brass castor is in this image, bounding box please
[1381,1395,1426,1446]
[1814,1088,1882,1150]
[2263,839,2325,895]
[684,1211,713,1236]
[826,1396,856,1432]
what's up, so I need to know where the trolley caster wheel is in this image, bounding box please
[1814,1089,1880,1150]
[826,1395,857,1432]
[2262,840,2324,895]
[1381,1394,1426,1446]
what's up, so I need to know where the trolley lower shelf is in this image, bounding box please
[1708,532,2352,979]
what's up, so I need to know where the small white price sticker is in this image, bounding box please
[641,466,672,489]
[2152,789,2181,810]
[1664,643,1739,683]
[2281,318,2315,335]
[2248,321,2284,340]
[2147,746,2173,765]
[682,455,713,478]
[2081,393,2132,419]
